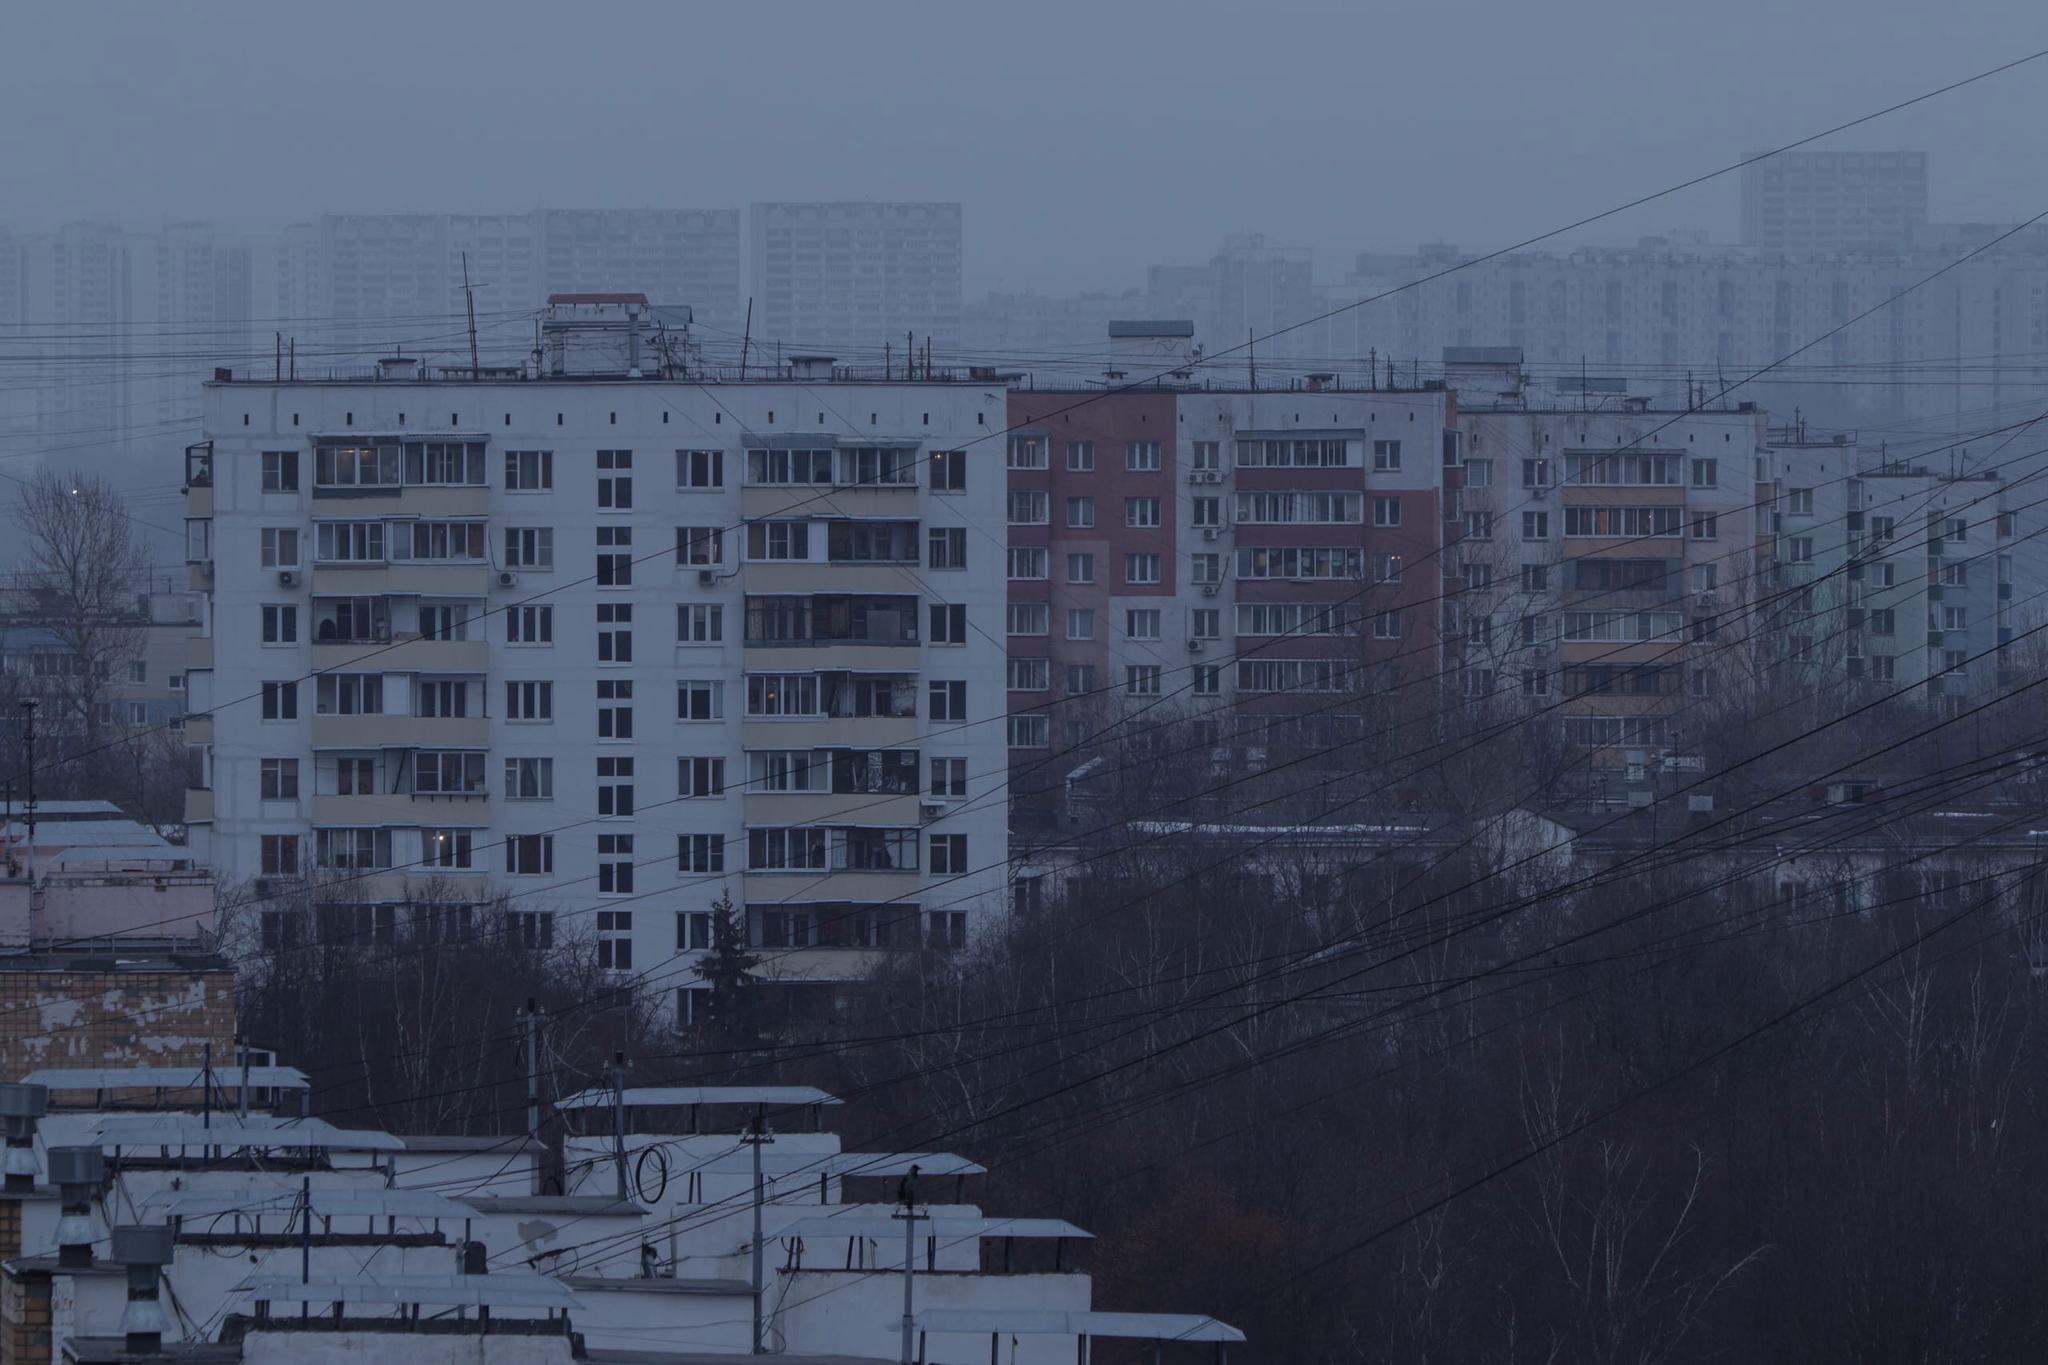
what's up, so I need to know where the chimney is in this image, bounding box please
[112,1225,175,1354]
[48,1146,105,1267]
[0,1083,46,1192]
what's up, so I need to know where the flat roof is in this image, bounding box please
[28,1066,308,1091]
[96,1117,403,1152]
[906,1311,1244,1343]
[778,1215,1090,1241]
[554,1086,839,1112]
[236,1273,581,1310]
[144,1187,473,1220]
[685,1151,986,1179]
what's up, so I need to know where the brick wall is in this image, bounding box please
[0,969,235,1084]
[0,1270,50,1365]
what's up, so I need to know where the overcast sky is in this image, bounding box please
[7,0,2047,293]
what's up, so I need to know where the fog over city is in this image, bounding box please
[4,7,2048,1364]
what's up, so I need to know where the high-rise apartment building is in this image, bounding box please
[749,203,963,359]
[533,209,742,337]
[182,297,1008,1018]
[1741,150,1929,255]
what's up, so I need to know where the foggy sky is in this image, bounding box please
[6,0,2047,293]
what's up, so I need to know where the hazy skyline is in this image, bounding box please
[8,1,2047,295]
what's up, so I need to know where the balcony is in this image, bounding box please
[185,637,214,670]
[312,792,472,826]
[312,562,493,596]
[744,792,923,827]
[309,714,489,750]
[183,789,213,824]
[312,637,487,674]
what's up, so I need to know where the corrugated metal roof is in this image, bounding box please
[554,1086,838,1111]
[28,1066,309,1090]
[778,1215,1090,1241]
[906,1311,1243,1343]
[236,1273,581,1309]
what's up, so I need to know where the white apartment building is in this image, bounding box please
[749,202,964,357]
[182,298,1009,1018]
[1740,150,1929,255]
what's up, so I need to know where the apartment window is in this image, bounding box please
[1192,665,1220,695]
[1066,496,1095,529]
[1869,654,1896,681]
[597,603,633,662]
[1690,458,1717,488]
[929,680,967,721]
[1191,608,1221,639]
[675,526,723,567]
[746,674,819,717]
[1008,714,1051,749]
[1787,487,1813,516]
[1943,606,1969,630]
[415,751,485,794]
[1065,664,1096,694]
[1371,439,1402,472]
[596,526,633,585]
[1008,548,1048,580]
[1190,553,1222,584]
[1788,537,1813,563]
[127,660,147,684]
[1008,490,1049,525]
[403,441,485,486]
[261,451,299,492]
[1008,436,1048,469]
[1007,657,1050,691]
[124,701,145,726]
[591,449,633,508]
[1065,552,1095,585]
[671,448,724,491]
[930,757,967,798]
[504,757,554,800]
[1066,441,1095,472]
[928,527,967,569]
[507,605,553,644]
[597,839,636,898]
[422,829,474,871]
[1373,611,1402,640]
[1522,669,1549,697]
[1192,497,1221,527]
[594,756,635,817]
[418,604,473,641]
[1522,564,1548,592]
[679,834,725,874]
[1691,565,1717,594]
[749,827,828,872]
[678,604,723,643]
[261,604,297,644]
[505,680,552,721]
[1126,609,1162,641]
[508,911,553,950]
[1191,441,1220,471]
[1464,560,1491,591]
[1871,562,1896,588]
[1066,608,1095,640]
[1690,514,1718,540]
[506,450,553,490]
[746,448,831,485]
[259,758,299,800]
[928,911,968,951]
[1523,511,1552,541]
[1007,603,1049,636]
[505,527,553,569]
[260,834,299,877]
[1126,441,1161,472]
[1947,517,1969,543]
[1869,515,1896,542]
[1125,665,1163,695]
[930,834,969,874]
[260,528,300,571]
[1125,553,1161,585]
[315,828,392,871]
[1125,497,1162,529]
[1462,511,1494,540]
[507,835,554,875]
[596,906,633,963]
[261,681,297,721]
[929,449,967,491]
[416,679,471,717]
[1465,458,1492,487]
[595,679,635,740]
[1373,497,1402,528]
[406,521,486,562]
[929,603,967,644]
[1868,608,1896,636]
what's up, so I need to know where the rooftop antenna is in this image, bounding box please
[739,298,753,381]
[462,252,479,378]
[1248,329,1255,390]
[1581,354,1587,412]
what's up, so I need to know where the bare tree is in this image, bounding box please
[11,469,150,755]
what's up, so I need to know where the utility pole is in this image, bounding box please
[463,252,480,378]
[1247,329,1255,391]
[520,1000,546,1144]
[608,1052,630,1202]
[299,1175,311,1322]
[895,1164,924,1365]
[1368,347,1377,391]
[18,702,35,893]
[739,299,753,381]
[743,1109,775,1353]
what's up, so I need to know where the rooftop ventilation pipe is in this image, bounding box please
[48,1146,105,1268]
[0,1083,46,1192]
[112,1225,175,1353]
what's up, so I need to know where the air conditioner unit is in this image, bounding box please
[1187,640,1204,652]
[1186,471,1206,484]
[1202,528,1218,541]
[698,569,715,587]
[1530,486,1549,500]
[920,803,944,819]
[1200,585,1219,597]
[276,570,296,587]
[1201,471,1222,484]
[497,570,518,587]
[1694,592,1715,608]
